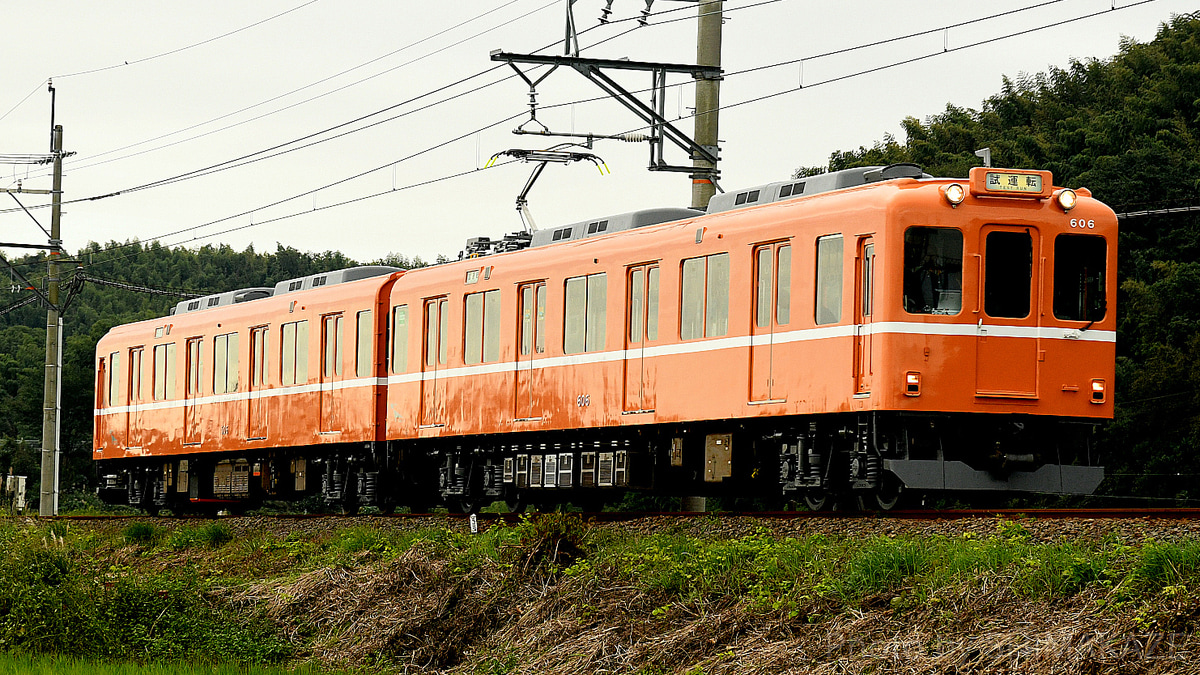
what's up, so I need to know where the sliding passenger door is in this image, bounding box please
[319,314,344,433]
[247,327,268,440]
[420,297,448,427]
[184,338,202,444]
[749,243,791,402]
[623,265,658,413]
[515,282,546,421]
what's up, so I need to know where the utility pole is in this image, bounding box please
[690,0,722,211]
[39,122,64,517]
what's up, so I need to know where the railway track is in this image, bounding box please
[23,507,1200,522]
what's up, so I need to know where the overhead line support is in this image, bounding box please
[490,50,721,177]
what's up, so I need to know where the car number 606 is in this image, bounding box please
[1070,218,1095,229]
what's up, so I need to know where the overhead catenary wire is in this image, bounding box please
[2,0,1166,270]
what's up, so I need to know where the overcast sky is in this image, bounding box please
[1,0,1194,276]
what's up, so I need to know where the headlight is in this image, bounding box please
[943,184,966,206]
[1055,188,1078,212]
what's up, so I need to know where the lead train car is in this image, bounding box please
[94,165,1115,513]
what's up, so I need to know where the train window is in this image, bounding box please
[153,343,177,401]
[564,273,607,354]
[757,244,792,327]
[777,245,791,325]
[250,328,268,387]
[984,231,1032,318]
[391,305,409,373]
[213,332,240,394]
[356,311,372,378]
[186,339,203,396]
[281,321,309,385]
[424,299,448,366]
[1054,235,1107,322]
[464,290,501,364]
[322,315,343,378]
[815,236,843,325]
[627,265,660,343]
[681,253,730,339]
[519,283,547,356]
[129,348,144,402]
[108,351,120,406]
[904,227,963,315]
[755,248,772,328]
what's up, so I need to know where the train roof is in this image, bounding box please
[169,265,401,317]
[705,163,929,214]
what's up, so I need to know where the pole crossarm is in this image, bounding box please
[0,254,53,309]
[490,51,721,78]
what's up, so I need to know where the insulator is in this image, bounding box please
[617,132,650,143]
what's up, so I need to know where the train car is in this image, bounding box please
[94,163,1115,513]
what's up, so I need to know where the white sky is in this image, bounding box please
[1,0,1194,273]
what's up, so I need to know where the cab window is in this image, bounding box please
[1054,234,1106,321]
[903,227,963,315]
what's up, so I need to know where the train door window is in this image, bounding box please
[681,253,730,340]
[108,351,121,406]
[861,242,874,318]
[424,298,448,366]
[815,235,843,325]
[129,347,144,402]
[776,245,791,325]
[322,315,343,378]
[281,320,309,385]
[755,243,792,329]
[903,227,963,315]
[464,290,501,364]
[250,328,268,387]
[984,230,1032,318]
[355,311,372,377]
[213,332,240,394]
[186,338,203,395]
[153,343,176,401]
[564,273,607,354]
[626,265,660,343]
[1053,235,1107,322]
[390,305,409,374]
[519,283,548,356]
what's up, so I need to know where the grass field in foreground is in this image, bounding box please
[0,652,337,675]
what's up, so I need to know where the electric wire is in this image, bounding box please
[54,0,324,79]
[59,0,557,176]
[0,0,1165,269]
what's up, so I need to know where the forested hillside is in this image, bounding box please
[3,14,1200,507]
[798,12,1200,503]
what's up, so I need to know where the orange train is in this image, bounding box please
[94,164,1115,512]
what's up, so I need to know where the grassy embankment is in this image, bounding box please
[1,515,1198,673]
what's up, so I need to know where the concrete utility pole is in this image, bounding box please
[682,0,722,513]
[690,0,723,211]
[39,123,64,517]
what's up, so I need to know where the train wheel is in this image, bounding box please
[873,474,904,511]
[452,497,481,514]
[802,489,829,512]
[505,495,527,514]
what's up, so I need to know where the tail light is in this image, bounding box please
[1091,379,1106,404]
[905,371,922,397]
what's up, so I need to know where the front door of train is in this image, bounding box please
[127,347,145,450]
[976,226,1041,397]
[515,282,545,420]
[854,238,874,395]
[420,297,448,427]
